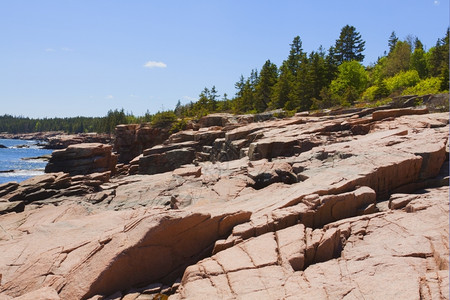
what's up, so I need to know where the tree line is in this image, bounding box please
[0,110,150,134]
[179,25,448,115]
[1,25,448,134]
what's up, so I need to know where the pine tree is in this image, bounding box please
[233,72,257,113]
[271,36,305,109]
[414,37,424,51]
[271,62,293,109]
[388,31,399,54]
[254,60,278,112]
[334,25,366,63]
[287,36,304,75]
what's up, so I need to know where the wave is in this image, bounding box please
[0,169,45,177]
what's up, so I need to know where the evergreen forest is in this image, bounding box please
[1,25,448,134]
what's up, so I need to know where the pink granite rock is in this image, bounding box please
[0,108,448,300]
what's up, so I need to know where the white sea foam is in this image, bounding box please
[0,169,45,177]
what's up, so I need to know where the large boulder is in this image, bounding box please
[198,113,233,128]
[45,143,117,176]
[139,148,196,175]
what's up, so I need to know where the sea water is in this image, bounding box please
[0,139,53,185]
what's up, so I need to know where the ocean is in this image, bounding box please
[0,139,53,185]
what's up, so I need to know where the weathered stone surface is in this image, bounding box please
[173,187,449,299]
[371,107,429,121]
[0,204,251,299]
[197,113,233,128]
[114,124,171,163]
[0,108,448,300]
[247,160,297,189]
[0,199,25,215]
[139,148,196,175]
[0,182,19,198]
[43,133,112,150]
[45,143,117,175]
[173,166,202,178]
[12,287,61,300]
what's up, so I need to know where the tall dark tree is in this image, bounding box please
[271,36,306,109]
[388,31,399,54]
[233,71,258,113]
[286,36,305,75]
[334,25,366,63]
[307,50,328,101]
[271,62,294,109]
[254,60,278,112]
[414,37,424,51]
[324,46,339,83]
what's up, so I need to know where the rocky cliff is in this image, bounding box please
[0,106,448,300]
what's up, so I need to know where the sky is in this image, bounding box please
[0,0,448,118]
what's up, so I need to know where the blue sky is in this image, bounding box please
[1,0,448,118]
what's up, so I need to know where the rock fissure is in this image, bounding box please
[1,108,449,299]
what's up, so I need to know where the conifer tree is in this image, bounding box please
[388,31,399,54]
[334,25,366,63]
[271,36,305,109]
[287,36,304,75]
[254,60,278,112]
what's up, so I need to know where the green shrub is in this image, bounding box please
[402,77,442,95]
[169,119,188,134]
[151,111,177,127]
[383,70,420,93]
[330,61,369,105]
[362,86,378,101]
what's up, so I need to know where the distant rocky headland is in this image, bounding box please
[0,97,448,299]
[0,131,112,149]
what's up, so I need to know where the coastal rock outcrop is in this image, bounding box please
[0,132,112,149]
[114,124,171,163]
[45,143,117,176]
[0,171,113,206]
[0,107,448,299]
[43,133,112,149]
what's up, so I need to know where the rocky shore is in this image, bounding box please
[0,132,112,149]
[0,104,448,299]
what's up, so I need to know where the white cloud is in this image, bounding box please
[61,47,74,52]
[45,48,55,52]
[144,61,167,68]
[434,0,440,5]
[105,95,114,100]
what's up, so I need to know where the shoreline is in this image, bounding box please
[0,132,113,149]
[0,139,52,184]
